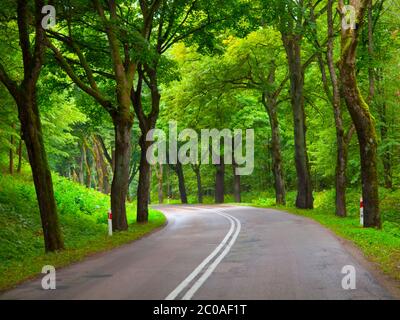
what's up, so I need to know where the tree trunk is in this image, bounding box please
[79,143,85,185]
[175,162,188,204]
[231,139,241,203]
[133,65,161,223]
[262,90,286,205]
[193,165,203,204]
[376,65,392,189]
[82,140,91,188]
[377,85,392,189]
[9,125,15,175]
[137,136,152,223]
[17,93,64,252]
[326,0,351,217]
[0,0,64,252]
[282,34,313,209]
[17,137,23,173]
[215,157,225,204]
[339,0,381,228]
[233,164,241,203]
[92,136,104,193]
[110,118,131,231]
[156,164,164,204]
[93,135,111,194]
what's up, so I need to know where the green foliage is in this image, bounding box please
[0,168,166,290]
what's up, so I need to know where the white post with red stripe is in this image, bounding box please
[108,210,113,236]
[360,198,364,226]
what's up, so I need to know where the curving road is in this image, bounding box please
[0,205,397,300]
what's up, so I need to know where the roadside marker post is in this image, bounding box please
[108,210,113,236]
[360,198,364,227]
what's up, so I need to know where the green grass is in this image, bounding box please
[0,170,166,291]
[239,189,400,282]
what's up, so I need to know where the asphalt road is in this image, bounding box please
[0,205,396,300]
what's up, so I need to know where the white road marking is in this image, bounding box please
[165,208,241,300]
[182,211,241,300]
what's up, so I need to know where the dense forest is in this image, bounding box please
[0,0,399,263]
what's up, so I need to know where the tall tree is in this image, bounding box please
[132,0,237,222]
[47,1,138,231]
[263,0,316,208]
[311,0,355,217]
[0,0,64,251]
[338,0,381,228]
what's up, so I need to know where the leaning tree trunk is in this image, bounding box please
[263,91,286,205]
[339,0,381,228]
[17,92,64,252]
[282,34,313,209]
[215,156,225,204]
[110,117,132,231]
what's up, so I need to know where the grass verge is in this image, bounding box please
[0,171,166,292]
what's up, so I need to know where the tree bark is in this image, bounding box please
[133,65,160,223]
[137,136,152,223]
[0,0,64,252]
[155,163,164,204]
[92,136,106,193]
[110,117,131,231]
[377,71,392,189]
[175,162,188,204]
[82,139,91,188]
[262,68,286,205]
[9,125,15,175]
[339,0,381,228]
[18,92,64,251]
[95,136,111,194]
[282,34,313,209]
[193,165,203,204]
[324,0,353,217]
[233,164,241,203]
[79,142,85,185]
[17,137,23,173]
[215,156,225,204]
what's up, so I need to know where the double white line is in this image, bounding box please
[165,208,241,300]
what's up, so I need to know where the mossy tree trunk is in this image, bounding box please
[338,0,381,228]
[0,0,64,252]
